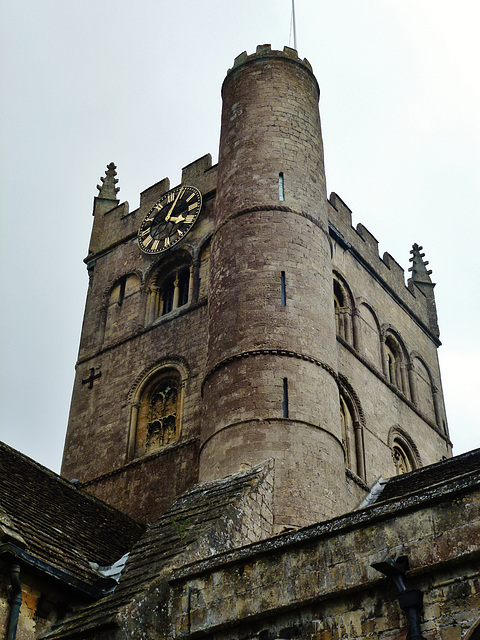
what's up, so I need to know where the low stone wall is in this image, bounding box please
[168,474,480,640]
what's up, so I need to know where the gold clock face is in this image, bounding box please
[138,185,202,255]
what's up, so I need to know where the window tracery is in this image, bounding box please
[392,440,415,475]
[388,428,421,477]
[129,366,185,458]
[145,379,180,452]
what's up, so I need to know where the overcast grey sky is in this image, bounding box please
[1,0,479,473]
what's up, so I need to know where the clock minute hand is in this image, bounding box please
[165,188,184,222]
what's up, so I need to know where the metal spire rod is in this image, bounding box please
[291,0,297,50]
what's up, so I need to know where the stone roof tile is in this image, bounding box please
[373,447,480,504]
[0,441,144,586]
[41,460,274,639]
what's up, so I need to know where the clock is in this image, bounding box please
[138,185,202,254]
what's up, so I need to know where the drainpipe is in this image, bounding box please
[372,556,426,640]
[6,563,22,640]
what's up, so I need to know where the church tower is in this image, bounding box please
[200,47,345,527]
[62,46,451,529]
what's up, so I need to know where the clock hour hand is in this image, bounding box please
[169,214,186,224]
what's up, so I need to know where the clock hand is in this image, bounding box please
[169,214,186,224]
[165,188,184,222]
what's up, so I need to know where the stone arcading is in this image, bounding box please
[337,373,366,425]
[202,349,338,395]
[100,269,144,311]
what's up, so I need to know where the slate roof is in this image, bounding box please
[370,447,480,504]
[42,461,273,639]
[0,441,144,590]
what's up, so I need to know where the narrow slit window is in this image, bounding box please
[281,271,286,306]
[279,172,285,201]
[282,378,289,418]
[118,276,127,306]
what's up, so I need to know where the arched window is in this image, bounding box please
[384,333,409,397]
[146,260,193,324]
[144,377,180,452]
[340,396,356,473]
[129,365,186,458]
[388,429,421,476]
[410,356,437,423]
[392,441,415,475]
[338,382,366,481]
[333,275,355,346]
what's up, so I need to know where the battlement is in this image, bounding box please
[87,154,218,259]
[224,45,317,95]
[328,192,439,340]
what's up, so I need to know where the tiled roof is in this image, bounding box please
[0,441,144,587]
[371,447,480,504]
[42,460,273,639]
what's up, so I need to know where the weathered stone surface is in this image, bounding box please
[62,47,450,530]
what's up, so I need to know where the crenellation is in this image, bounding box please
[355,222,380,257]
[329,192,353,227]
[181,153,217,194]
[381,251,405,285]
[63,46,450,532]
[329,202,439,339]
[228,45,314,81]
[2,42,474,640]
[139,177,170,210]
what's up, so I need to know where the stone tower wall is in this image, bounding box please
[61,46,451,527]
[200,46,346,528]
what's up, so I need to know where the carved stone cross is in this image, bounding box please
[82,367,102,389]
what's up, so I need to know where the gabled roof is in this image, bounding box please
[0,442,144,590]
[42,459,274,639]
[369,447,480,505]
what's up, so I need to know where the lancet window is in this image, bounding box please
[339,386,366,481]
[384,334,409,397]
[333,276,355,346]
